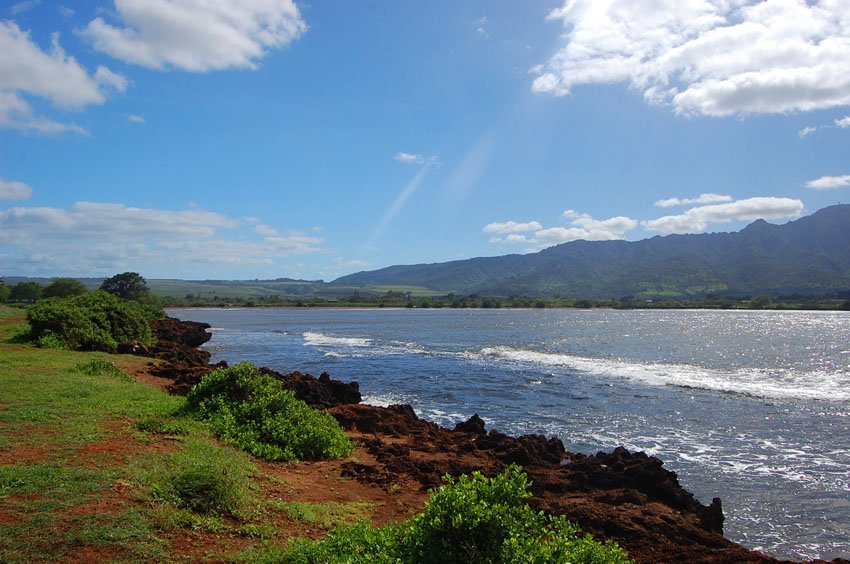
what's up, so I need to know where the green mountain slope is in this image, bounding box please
[334,205,850,298]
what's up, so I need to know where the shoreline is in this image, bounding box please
[144,315,849,563]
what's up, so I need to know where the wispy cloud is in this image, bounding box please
[0,202,325,275]
[367,162,434,247]
[127,114,145,124]
[483,220,542,234]
[10,0,40,15]
[533,1,850,116]
[642,197,804,234]
[654,193,733,208]
[798,126,817,139]
[805,175,850,190]
[395,152,424,164]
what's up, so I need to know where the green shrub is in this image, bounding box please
[251,466,631,564]
[151,440,256,520]
[184,362,352,462]
[27,291,158,352]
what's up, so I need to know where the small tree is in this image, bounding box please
[9,281,43,303]
[0,278,8,303]
[43,277,88,298]
[100,272,149,300]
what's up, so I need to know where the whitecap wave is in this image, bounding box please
[478,347,850,402]
[303,331,371,347]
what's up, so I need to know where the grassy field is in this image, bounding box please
[0,304,419,562]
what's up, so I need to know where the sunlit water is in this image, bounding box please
[169,308,850,560]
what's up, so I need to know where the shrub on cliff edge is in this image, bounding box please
[248,465,631,563]
[184,362,352,462]
[27,291,156,352]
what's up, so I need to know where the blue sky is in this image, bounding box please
[1,0,849,281]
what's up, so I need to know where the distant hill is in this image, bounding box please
[334,205,850,298]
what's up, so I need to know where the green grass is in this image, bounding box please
[0,306,275,561]
[269,500,374,530]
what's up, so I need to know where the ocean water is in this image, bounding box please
[169,308,850,561]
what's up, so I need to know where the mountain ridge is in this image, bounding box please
[335,204,850,298]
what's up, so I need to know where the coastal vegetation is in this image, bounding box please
[0,303,630,562]
[183,362,353,461]
[247,466,631,563]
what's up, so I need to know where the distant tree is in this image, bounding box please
[43,278,88,298]
[750,295,772,309]
[9,281,43,303]
[100,272,149,300]
[0,279,8,303]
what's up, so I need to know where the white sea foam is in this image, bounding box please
[478,347,850,402]
[303,331,371,348]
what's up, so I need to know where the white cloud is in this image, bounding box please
[486,211,638,247]
[94,65,128,92]
[528,63,544,75]
[836,116,850,128]
[0,202,325,275]
[533,0,850,117]
[483,220,542,234]
[127,114,144,124]
[0,21,124,134]
[58,6,74,18]
[395,152,424,164]
[805,175,850,190]
[642,197,804,233]
[82,0,307,72]
[0,178,32,200]
[10,0,40,15]
[653,193,733,208]
[557,210,638,241]
[798,126,817,139]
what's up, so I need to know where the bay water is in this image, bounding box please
[169,308,850,560]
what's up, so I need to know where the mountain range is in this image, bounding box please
[335,204,850,298]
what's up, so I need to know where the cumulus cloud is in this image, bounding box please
[0,21,124,133]
[0,202,325,275]
[0,178,32,200]
[805,175,850,190]
[483,220,542,234]
[642,197,804,233]
[653,193,733,208]
[836,116,850,128]
[487,211,637,246]
[82,0,307,72]
[533,0,850,116]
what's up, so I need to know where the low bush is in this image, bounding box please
[253,465,631,563]
[184,362,352,462]
[27,291,160,352]
[150,440,256,520]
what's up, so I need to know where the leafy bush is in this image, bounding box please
[184,362,352,462]
[151,440,256,520]
[27,291,158,352]
[253,466,631,564]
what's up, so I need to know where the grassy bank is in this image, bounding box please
[0,304,629,563]
[0,305,387,562]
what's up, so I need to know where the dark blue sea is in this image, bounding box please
[169,308,850,561]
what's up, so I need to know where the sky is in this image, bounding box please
[1,0,849,281]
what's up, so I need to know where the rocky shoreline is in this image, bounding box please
[139,316,847,564]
